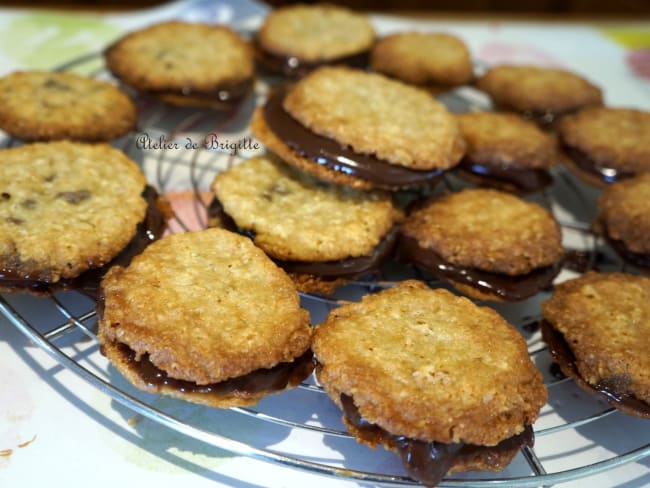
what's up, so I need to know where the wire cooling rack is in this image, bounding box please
[1,52,649,487]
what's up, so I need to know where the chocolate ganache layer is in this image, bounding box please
[263,89,445,189]
[398,234,562,301]
[563,145,636,184]
[541,321,650,418]
[459,158,552,193]
[0,186,166,296]
[340,394,534,486]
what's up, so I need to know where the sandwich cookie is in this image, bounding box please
[210,155,403,294]
[312,280,547,486]
[541,272,650,418]
[105,21,254,109]
[98,228,313,408]
[398,188,564,301]
[251,66,465,190]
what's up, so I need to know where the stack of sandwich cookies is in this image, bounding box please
[211,155,403,294]
[370,32,474,93]
[252,66,465,190]
[312,281,547,485]
[398,188,564,301]
[0,141,165,296]
[476,65,603,127]
[256,4,375,77]
[595,173,650,270]
[455,112,557,192]
[0,71,137,142]
[541,272,650,418]
[558,107,650,186]
[105,21,254,109]
[98,228,313,408]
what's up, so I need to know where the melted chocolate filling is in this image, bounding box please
[541,321,650,418]
[145,78,254,108]
[208,198,398,277]
[603,234,650,270]
[340,394,534,486]
[459,158,552,193]
[398,234,562,301]
[0,186,166,296]
[563,145,636,184]
[263,89,445,189]
[114,342,314,397]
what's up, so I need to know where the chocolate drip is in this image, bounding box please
[340,394,534,486]
[459,158,552,193]
[263,89,445,189]
[541,321,650,418]
[0,186,166,296]
[563,145,636,184]
[116,342,314,397]
[398,234,562,301]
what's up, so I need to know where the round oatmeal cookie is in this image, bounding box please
[0,141,147,287]
[312,280,546,447]
[257,4,374,64]
[542,272,650,417]
[558,107,650,185]
[98,228,312,408]
[370,32,474,90]
[476,65,602,123]
[282,67,464,171]
[0,71,137,142]
[105,21,254,108]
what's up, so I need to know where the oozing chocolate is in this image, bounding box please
[263,89,445,189]
[541,320,650,418]
[113,342,314,398]
[0,186,166,296]
[340,394,534,486]
[563,145,636,184]
[459,158,552,193]
[398,234,562,301]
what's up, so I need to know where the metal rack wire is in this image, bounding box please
[1,52,649,487]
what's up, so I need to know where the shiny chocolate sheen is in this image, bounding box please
[459,158,552,193]
[541,321,650,418]
[340,394,534,486]
[398,234,562,301]
[263,89,445,189]
[0,186,166,296]
[145,78,253,106]
[563,145,636,184]
[116,342,314,397]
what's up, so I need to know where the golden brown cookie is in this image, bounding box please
[98,228,313,408]
[476,65,602,127]
[0,141,164,295]
[595,173,650,269]
[398,188,564,301]
[370,32,473,92]
[105,21,254,109]
[0,71,137,142]
[252,67,465,190]
[455,112,558,192]
[210,155,403,294]
[541,272,650,418]
[312,280,546,485]
[256,4,374,77]
[558,107,650,187]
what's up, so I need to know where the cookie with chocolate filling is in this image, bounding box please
[476,65,602,127]
[211,155,403,294]
[370,32,474,92]
[0,71,137,142]
[398,188,564,301]
[98,228,313,408]
[105,21,254,109]
[558,107,650,187]
[256,4,374,77]
[251,66,465,190]
[0,141,166,296]
[455,112,557,192]
[541,272,650,418]
[595,173,650,270]
[312,280,546,486]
